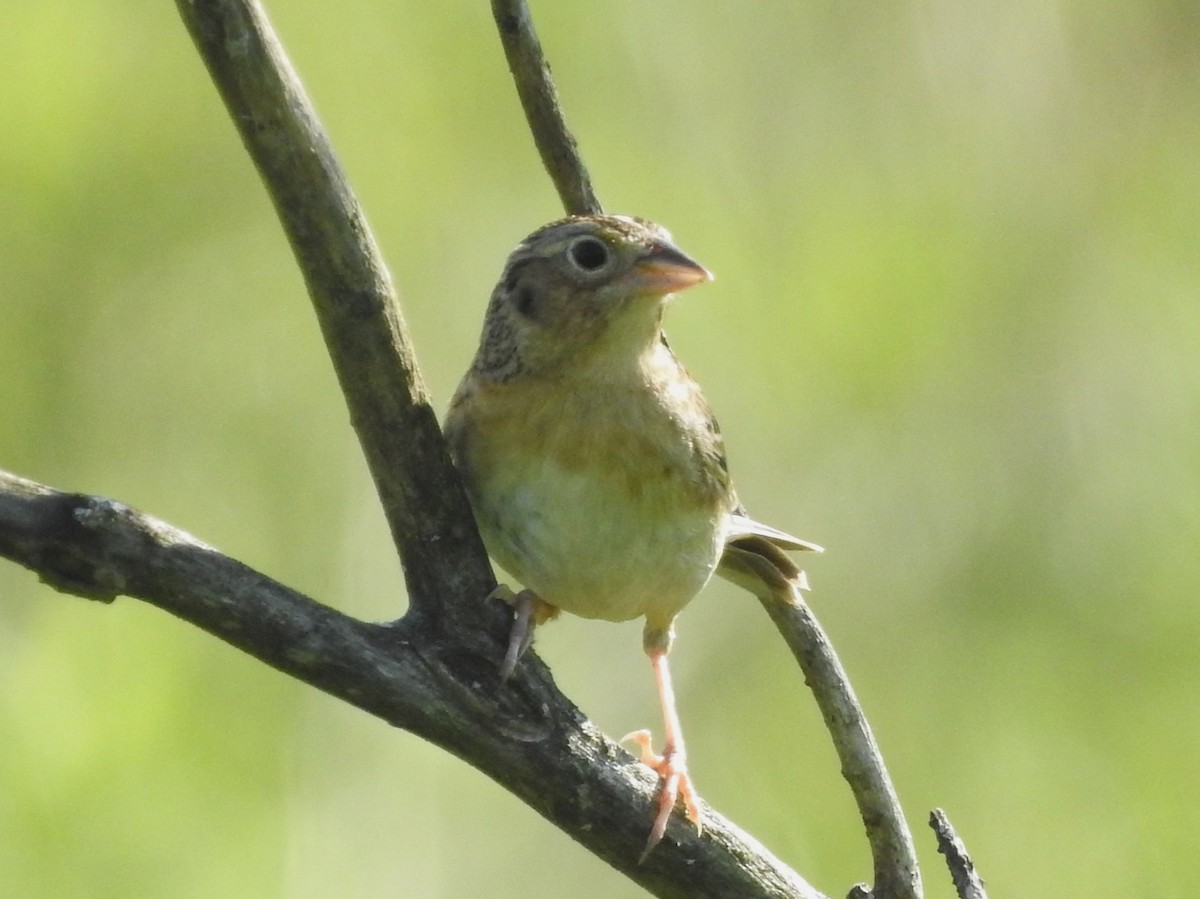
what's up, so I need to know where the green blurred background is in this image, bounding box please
[3,1,1198,896]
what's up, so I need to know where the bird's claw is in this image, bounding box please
[485,584,517,605]
[621,729,702,861]
[489,586,559,682]
[487,585,537,682]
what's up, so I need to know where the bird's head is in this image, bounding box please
[474,215,712,380]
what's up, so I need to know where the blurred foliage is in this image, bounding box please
[2,1,1199,896]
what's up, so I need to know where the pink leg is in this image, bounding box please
[623,649,702,860]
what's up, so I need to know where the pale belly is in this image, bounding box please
[475,456,725,626]
[448,345,734,628]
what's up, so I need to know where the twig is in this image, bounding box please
[483,6,924,893]
[719,542,922,899]
[491,0,602,215]
[0,469,827,899]
[930,810,988,899]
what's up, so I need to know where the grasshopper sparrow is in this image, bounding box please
[445,214,821,858]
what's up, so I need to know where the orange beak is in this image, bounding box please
[628,242,713,296]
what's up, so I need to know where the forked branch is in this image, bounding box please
[1,0,833,895]
[0,469,824,898]
[490,3,923,897]
[0,0,985,896]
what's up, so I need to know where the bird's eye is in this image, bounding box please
[568,237,610,272]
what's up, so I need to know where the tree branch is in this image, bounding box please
[484,6,925,895]
[491,3,930,886]
[176,0,495,628]
[1,0,971,895]
[491,0,602,216]
[0,0,839,894]
[483,7,983,893]
[0,469,826,899]
[930,810,988,899]
[720,543,922,899]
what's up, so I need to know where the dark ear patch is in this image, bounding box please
[503,258,542,319]
[513,285,538,318]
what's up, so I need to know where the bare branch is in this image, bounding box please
[491,0,602,215]
[483,5,925,894]
[175,0,494,626]
[719,542,922,899]
[3,1,948,896]
[1,0,849,894]
[930,810,988,899]
[0,469,828,899]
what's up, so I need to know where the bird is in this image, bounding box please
[444,214,822,859]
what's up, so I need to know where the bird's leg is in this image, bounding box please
[622,647,702,860]
[487,585,556,681]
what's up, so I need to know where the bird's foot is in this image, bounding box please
[621,729,702,861]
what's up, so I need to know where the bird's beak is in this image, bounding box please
[628,242,714,295]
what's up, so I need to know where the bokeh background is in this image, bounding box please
[3,1,1198,896]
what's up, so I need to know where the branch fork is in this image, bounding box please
[0,2,988,897]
